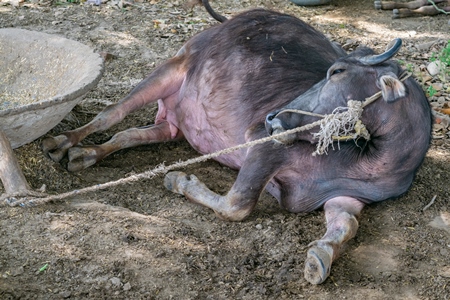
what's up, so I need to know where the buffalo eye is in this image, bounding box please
[327,66,346,79]
[331,68,345,75]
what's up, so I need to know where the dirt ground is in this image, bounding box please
[1,0,450,299]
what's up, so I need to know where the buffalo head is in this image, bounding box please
[265,38,408,145]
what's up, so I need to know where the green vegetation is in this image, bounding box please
[427,85,437,97]
[430,40,450,81]
[431,40,450,65]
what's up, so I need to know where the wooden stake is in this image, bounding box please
[0,130,31,195]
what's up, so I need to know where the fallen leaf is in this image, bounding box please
[429,212,450,234]
[432,82,443,91]
[439,108,450,115]
[99,51,116,61]
[438,266,450,278]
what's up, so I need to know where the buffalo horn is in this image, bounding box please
[359,38,402,65]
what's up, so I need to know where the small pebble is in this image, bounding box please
[110,277,122,287]
[427,61,443,77]
[430,102,440,108]
[11,266,24,277]
[60,291,71,299]
[123,282,132,291]
[416,40,437,51]
[255,224,263,230]
[432,82,443,91]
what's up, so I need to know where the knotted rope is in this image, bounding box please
[274,99,371,156]
[2,72,410,207]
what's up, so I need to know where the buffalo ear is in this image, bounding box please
[378,73,406,102]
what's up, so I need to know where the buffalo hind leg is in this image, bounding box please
[66,121,183,172]
[304,196,364,284]
[42,54,187,164]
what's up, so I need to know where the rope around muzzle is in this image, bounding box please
[276,87,382,156]
[3,72,410,207]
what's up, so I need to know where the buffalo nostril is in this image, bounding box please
[266,111,278,124]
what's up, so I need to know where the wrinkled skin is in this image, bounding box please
[42,8,432,285]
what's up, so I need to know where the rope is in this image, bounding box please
[427,0,450,15]
[2,120,322,207]
[2,72,411,207]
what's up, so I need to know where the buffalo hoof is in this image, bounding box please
[374,0,381,10]
[42,135,71,163]
[392,8,402,18]
[304,246,332,284]
[164,171,190,195]
[67,147,99,172]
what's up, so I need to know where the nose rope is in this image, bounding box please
[2,72,411,207]
[272,101,369,156]
[273,71,410,155]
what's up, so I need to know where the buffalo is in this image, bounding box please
[375,0,450,18]
[42,1,432,284]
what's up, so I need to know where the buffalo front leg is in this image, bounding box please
[66,121,183,172]
[42,54,187,163]
[304,196,364,284]
[164,172,257,221]
[164,145,283,221]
